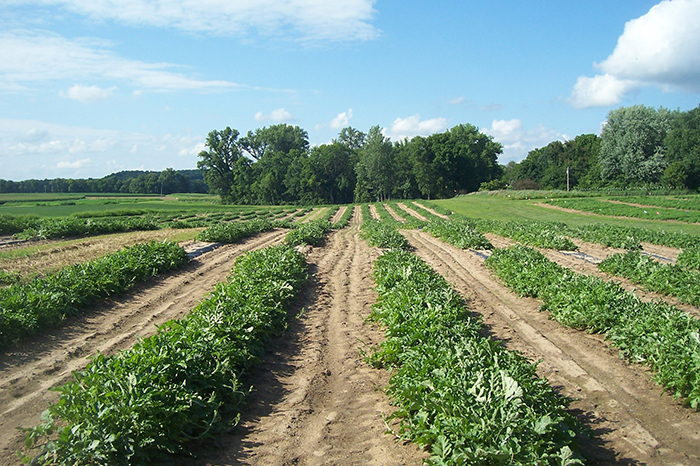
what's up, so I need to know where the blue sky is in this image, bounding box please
[1,0,699,181]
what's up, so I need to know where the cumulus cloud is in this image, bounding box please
[382,114,449,141]
[0,31,241,92]
[569,0,700,108]
[330,108,353,129]
[60,84,115,102]
[254,108,294,123]
[482,119,565,163]
[0,118,205,180]
[10,0,379,43]
[57,158,90,169]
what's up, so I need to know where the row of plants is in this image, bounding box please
[598,251,700,306]
[194,218,287,243]
[285,220,331,246]
[360,218,409,250]
[365,231,584,464]
[423,218,494,250]
[546,198,700,223]
[0,241,189,350]
[678,246,700,270]
[23,245,308,465]
[376,203,426,229]
[458,217,578,251]
[485,245,700,409]
[606,195,700,212]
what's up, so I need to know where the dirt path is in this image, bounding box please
[396,203,427,221]
[329,205,349,224]
[382,204,406,223]
[0,230,288,465]
[403,229,700,465]
[368,204,380,220]
[411,201,449,220]
[195,213,427,466]
[301,207,329,223]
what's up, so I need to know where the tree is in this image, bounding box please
[335,126,366,150]
[239,124,309,160]
[664,104,700,189]
[354,126,394,202]
[196,127,249,203]
[600,105,676,185]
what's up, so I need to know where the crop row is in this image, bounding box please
[607,195,700,212]
[367,246,584,464]
[547,198,700,223]
[285,220,331,246]
[457,217,578,251]
[0,241,188,350]
[599,250,700,306]
[486,245,700,409]
[195,218,284,243]
[23,245,308,465]
[423,218,494,250]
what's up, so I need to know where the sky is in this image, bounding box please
[1,0,699,181]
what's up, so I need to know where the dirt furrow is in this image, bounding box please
[403,229,700,465]
[411,201,449,220]
[396,203,427,221]
[382,204,406,223]
[197,214,426,466]
[0,229,288,464]
[328,205,349,224]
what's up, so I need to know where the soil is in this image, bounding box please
[368,204,380,220]
[411,202,449,220]
[382,204,406,223]
[3,213,700,465]
[328,205,348,224]
[396,203,427,222]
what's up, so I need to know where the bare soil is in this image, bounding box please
[328,205,349,224]
[0,230,288,464]
[383,204,406,223]
[396,203,427,222]
[411,202,449,220]
[368,204,380,220]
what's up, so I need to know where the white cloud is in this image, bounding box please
[0,118,205,180]
[482,119,565,163]
[569,0,700,108]
[330,108,353,129]
[382,114,449,141]
[10,0,379,43]
[448,96,465,105]
[569,74,639,108]
[57,158,90,169]
[254,108,294,123]
[0,30,241,92]
[60,84,115,102]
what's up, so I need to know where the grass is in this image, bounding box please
[435,193,700,236]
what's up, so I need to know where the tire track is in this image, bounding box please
[403,229,700,465]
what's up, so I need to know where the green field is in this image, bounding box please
[435,192,700,236]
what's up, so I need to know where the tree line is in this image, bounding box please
[503,104,700,191]
[197,123,504,204]
[0,169,208,196]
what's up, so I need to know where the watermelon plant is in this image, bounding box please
[0,241,188,350]
[423,218,494,250]
[369,248,584,465]
[486,245,700,409]
[22,245,307,465]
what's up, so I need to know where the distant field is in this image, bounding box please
[434,191,700,236]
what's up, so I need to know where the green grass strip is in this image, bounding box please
[370,248,584,465]
[486,245,700,409]
[23,245,307,465]
[0,241,188,350]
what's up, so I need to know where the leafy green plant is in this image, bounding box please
[678,246,700,270]
[22,245,307,465]
[285,220,330,246]
[369,248,584,465]
[486,245,700,409]
[423,218,493,250]
[599,251,700,306]
[196,219,277,243]
[0,241,188,350]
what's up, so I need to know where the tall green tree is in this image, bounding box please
[354,126,394,202]
[664,104,700,189]
[600,105,676,185]
[197,127,250,203]
[239,124,309,160]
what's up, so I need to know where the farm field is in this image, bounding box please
[1,193,700,464]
